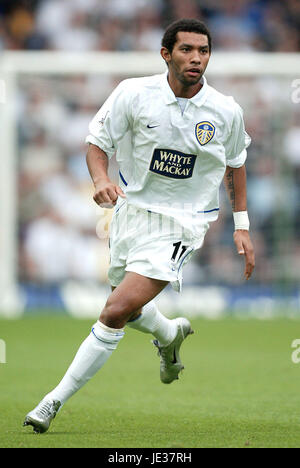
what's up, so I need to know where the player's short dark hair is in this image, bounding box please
[162,18,212,53]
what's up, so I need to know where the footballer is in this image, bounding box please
[24,18,255,433]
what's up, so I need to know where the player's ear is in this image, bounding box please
[160,47,171,66]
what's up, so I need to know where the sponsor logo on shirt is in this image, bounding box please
[149,149,196,179]
[195,121,215,146]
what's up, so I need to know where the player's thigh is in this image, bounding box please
[107,271,168,314]
[101,272,168,325]
[110,286,143,321]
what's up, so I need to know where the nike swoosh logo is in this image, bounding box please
[147,124,160,129]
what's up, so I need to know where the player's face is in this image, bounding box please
[162,32,211,88]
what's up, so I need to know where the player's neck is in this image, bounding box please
[167,74,203,99]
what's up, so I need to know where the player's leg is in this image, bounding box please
[118,210,198,385]
[23,272,169,433]
[106,205,183,344]
[99,272,168,328]
[126,300,194,384]
[126,301,180,345]
[44,271,173,403]
[109,283,192,375]
[109,284,179,346]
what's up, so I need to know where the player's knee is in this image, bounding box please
[100,297,133,328]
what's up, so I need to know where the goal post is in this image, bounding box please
[1,51,300,75]
[0,51,299,317]
[0,70,19,314]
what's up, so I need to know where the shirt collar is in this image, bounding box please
[160,71,209,107]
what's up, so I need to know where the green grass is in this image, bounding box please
[0,316,300,448]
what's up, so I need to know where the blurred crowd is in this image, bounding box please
[0,0,299,53]
[16,71,300,287]
[1,0,300,288]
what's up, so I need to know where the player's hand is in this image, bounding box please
[233,230,255,280]
[93,179,126,208]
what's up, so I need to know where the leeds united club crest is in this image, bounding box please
[195,121,215,146]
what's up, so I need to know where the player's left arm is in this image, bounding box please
[224,164,255,280]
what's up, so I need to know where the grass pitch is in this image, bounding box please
[0,315,299,448]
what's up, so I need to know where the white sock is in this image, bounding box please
[127,300,177,345]
[44,321,124,406]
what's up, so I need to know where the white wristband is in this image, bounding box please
[233,211,250,231]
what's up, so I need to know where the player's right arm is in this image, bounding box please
[86,144,125,208]
[85,80,132,207]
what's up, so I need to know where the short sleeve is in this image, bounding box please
[225,102,251,168]
[85,80,131,159]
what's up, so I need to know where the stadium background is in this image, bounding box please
[0,0,300,319]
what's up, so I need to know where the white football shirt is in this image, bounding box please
[86,72,251,241]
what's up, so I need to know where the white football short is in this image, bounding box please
[108,202,208,292]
